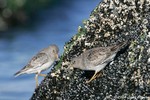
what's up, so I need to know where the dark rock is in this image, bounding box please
[31,0,150,99]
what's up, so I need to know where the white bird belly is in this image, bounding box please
[86,63,107,72]
[26,61,53,74]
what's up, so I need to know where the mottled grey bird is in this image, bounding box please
[70,41,127,83]
[14,44,59,87]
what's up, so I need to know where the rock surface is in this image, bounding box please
[31,0,150,99]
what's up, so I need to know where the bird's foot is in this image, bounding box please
[86,72,103,83]
[96,72,103,78]
[86,72,97,83]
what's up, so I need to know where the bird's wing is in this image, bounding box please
[22,53,49,70]
[14,52,49,77]
[85,41,127,68]
[85,47,112,66]
[29,52,49,68]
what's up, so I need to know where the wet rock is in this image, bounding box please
[31,0,150,99]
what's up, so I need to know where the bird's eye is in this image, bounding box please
[72,61,75,64]
[53,50,56,53]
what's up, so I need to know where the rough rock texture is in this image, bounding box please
[31,0,150,99]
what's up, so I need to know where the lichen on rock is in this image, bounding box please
[31,0,150,99]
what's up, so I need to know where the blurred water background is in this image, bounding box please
[0,0,100,99]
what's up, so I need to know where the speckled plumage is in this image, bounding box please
[70,41,127,83]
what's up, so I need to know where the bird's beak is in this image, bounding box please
[67,64,73,70]
[56,54,60,61]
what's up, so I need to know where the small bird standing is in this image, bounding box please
[14,44,59,87]
[70,41,127,83]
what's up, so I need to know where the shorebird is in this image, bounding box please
[14,44,59,87]
[70,41,127,83]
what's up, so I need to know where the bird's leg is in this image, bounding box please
[86,71,98,83]
[35,74,39,88]
[95,71,103,78]
[39,74,47,77]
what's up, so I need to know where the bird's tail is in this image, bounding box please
[14,71,23,77]
[14,65,28,77]
[111,40,128,52]
[118,40,128,48]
